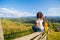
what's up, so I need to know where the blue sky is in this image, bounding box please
[0,0,60,17]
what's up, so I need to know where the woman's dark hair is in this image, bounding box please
[37,12,43,19]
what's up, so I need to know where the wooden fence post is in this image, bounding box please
[0,19,4,40]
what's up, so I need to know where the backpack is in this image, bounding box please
[43,20,48,32]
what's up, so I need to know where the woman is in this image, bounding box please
[32,12,44,32]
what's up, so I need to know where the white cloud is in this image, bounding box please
[46,7,60,16]
[0,8,35,17]
[0,13,4,16]
[0,7,60,17]
[48,8,60,12]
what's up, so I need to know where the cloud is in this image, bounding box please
[46,8,60,16]
[0,13,4,16]
[1,7,60,18]
[48,8,60,12]
[0,8,35,18]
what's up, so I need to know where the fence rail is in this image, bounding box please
[14,31,48,40]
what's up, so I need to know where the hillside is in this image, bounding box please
[1,17,60,40]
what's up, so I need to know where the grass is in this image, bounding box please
[1,19,34,40]
[2,18,60,40]
[4,30,34,40]
[47,30,60,40]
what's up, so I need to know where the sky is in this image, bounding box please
[0,0,60,18]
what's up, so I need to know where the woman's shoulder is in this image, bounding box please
[35,19,40,23]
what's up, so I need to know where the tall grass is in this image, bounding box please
[47,30,60,40]
[1,18,34,40]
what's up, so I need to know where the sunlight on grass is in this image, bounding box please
[47,30,60,40]
[1,18,34,40]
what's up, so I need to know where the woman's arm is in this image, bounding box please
[35,22,40,27]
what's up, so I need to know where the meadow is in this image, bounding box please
[1,17,60,40]
[47,17,60,40]
[2,18,34,40]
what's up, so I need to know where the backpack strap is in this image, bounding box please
[43,18,45,27]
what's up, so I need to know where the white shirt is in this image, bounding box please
[36,19,44,29]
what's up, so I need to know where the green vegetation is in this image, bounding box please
[47,30,60,40]
[1,17,60,40]
[47,17,60,40]
[2,18,34,40]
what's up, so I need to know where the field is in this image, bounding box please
[2,18,34,40]
[47,30,60,40]
[1,17,60,40]
[47,17,60,40]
